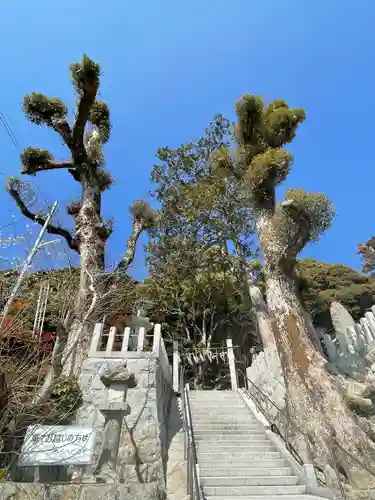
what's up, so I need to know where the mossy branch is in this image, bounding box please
[21,147,73,175]
[89,101,111,144]
[116,201,156,272]
[278,189,334,260]
[70,55,101,158]
[7,178,79,253]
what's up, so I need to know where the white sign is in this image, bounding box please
[18,425,96,466]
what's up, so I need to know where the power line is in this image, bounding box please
[0,100,74,269]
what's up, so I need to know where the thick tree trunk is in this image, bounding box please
[257,213,375,488]
[63,175,105,375]
[248,283,277,351]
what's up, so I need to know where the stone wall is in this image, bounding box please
[0,482,165,500]
[8,352,174,490]
[116,356,172,484]
[77,354,173,485]
[246,345,286,418]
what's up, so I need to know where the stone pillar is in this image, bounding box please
[97,404,130,483]
[173,341,179,393]
[365,312,375,340]
[95,363,136,483]
[226,339,238,390]
[322,334,338,362]
[360,318,373,344]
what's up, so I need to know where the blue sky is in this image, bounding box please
[0,1,374,280]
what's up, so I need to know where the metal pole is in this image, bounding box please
[39,281,50,339]
[32,283,44,335]
[1,201,58,327]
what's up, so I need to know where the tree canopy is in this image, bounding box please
[298,258,375,330]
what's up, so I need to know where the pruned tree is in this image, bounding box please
[212,95,375,487]
[7,56,155,375]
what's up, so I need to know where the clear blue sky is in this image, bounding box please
[0,1,374,280]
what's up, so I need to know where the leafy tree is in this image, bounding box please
[146,116,260,386]
[358,237,375,276]
[6,56,155,375]
[213,94,375,486]
[298,258,375,330]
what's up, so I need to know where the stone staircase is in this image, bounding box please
[188,390,330,500]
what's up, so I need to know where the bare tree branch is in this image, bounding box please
[116,220,144,272]
[22,160,75,175]
[38,160,74,171]
[33,317,69,405]
[7,186,79,253]
[280,199,312,262]
[51,117,74,151]
[72,83,99,159]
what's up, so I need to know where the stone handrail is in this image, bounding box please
[89,322,166,360]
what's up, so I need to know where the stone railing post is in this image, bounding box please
[173,341,179,393]
[226,338,238,390]
[96,363,137,483]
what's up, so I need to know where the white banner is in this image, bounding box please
[18,425,96,466]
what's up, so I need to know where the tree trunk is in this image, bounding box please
[257,213,375,488]
[248,283,277,351]
[63,175,105,375]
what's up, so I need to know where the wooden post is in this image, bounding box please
[173,341,179,392]
[226,338,238,390]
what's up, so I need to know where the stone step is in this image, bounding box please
[189,394,242,397]
[205,497,326,500]
[188,391,238,395]
[200,467,293,477]
[199,459,287,469]
[196,443,275,452]
[201,475,300,486]
[191,412,255,417]
[198,451,281,460]
[192,419,259,426]
[202,485,307,496]
[193,421,265,435]
[194,431,267,439]
[190,402,247,406]
[197,441,273,448]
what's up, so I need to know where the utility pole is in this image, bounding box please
[1,201,58,327]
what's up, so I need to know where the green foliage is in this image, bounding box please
[21,147,52,175]
[225,93,333,254]
[6,176,21,193]
[298,259,375,329]
[96,168,114,191]
[70,55,101,95]
[284,188,335,241]
[358,237,375,276]
[50,376,82,420]
[232,96,306,203]
[246,149,293,197]
[130,200,156,229]
[23,93,67,126]
[89,100,111,143]
[261,101,305,148]
[148,115,259,363]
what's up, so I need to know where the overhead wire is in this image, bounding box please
[0,101,74,270]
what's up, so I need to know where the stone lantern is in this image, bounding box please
[95,363,137,483]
